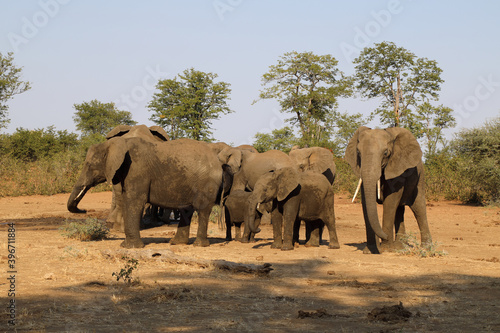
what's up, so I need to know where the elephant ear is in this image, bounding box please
[276,167,300,201]
[106,125,131,139]
[384,127,422,180]
[149,126,170,141]
[345,126,371,177]
[218,147,242,174]
[105,138,129,184]
[308,147,334,174]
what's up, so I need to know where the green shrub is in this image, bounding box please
[112,256,139,284]
[333,156,358,195]
[60,218,109,241]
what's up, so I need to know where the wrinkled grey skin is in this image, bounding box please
[223,190,263,242]
[218,149,299,250]
[67,124,170,232]
[345,126,432,254]
[218,148,296,192]
[289,146,336,185]
[246,169,340,250]
[67,137,229,248]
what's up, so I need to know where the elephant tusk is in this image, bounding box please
[76,187,86,201]
[352,178,362,203]
[377,179,381,201]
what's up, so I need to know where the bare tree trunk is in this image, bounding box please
[395,72,401,127]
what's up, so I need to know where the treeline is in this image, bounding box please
[0,117,498,204]
[0,128,106,196]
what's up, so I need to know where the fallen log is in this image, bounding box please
[101,249,273,276]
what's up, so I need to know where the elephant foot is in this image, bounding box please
[170,236,189,245]
[328,242,340,249]
[270,242,282,249]
[193,238,210,247]
[240,238,250,244]
[120,238,145,249]
[281,243,294,251]
[379,241,396,253]
[363,244,380,254]
[305,241,320,247]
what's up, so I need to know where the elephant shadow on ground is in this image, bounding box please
[345,242,369,251]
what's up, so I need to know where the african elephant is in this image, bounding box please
[218,148,297,191]
[67,137,230,248]
[223,190,265,242]
[102,125,169,231]
[345,126,432,254]
[289,146,336,184]
[246,168,340,250]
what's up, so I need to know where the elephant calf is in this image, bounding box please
[246,168,340,250]
[223,190,262,242]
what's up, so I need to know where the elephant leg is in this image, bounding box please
[410,191,432,245]
[107,185,125,232]
[270,207,283,249]
[379,190,404,252]
[170,209,193,245]
[281,196,300,251]
[394,205,406,240]
[193,206,211,247]
[234,222,242,241]
[305,220,327,247]
[120,199,146,249]
[293,218,301,247]
[224,208,232,241]
[391,205,406,250]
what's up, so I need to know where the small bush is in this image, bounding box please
[60,218,109,241]
[397,232,447,258]
[112,256,139,284]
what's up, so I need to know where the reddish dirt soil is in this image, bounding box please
[1,191,499,332]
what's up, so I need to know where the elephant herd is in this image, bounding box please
[67,125,432,254]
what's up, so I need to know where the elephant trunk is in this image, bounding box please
[67,185,90,213]
[360,172,388,240]
[246,195,261,233]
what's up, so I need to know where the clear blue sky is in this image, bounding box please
[1,0,499,145]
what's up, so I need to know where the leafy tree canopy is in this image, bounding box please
[0,126,79,162]
[353,41,445,132]
[253,126,298,153]
[255,51,352,147]
[73,99,136,137]
[0,52,31,129]
[148,68,232,142]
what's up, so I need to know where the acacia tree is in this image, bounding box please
[148,68,232,141]
[353,41,444,131]
[255,51,352,147]
[73,100,136,136]
[0,52,31,129]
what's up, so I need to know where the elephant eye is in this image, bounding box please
[383,149,389,157]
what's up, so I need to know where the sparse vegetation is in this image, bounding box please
[112,256,139,284]
[60,218,110,241]
[397,232,447,258]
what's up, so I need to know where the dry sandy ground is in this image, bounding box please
[1,191,499,332]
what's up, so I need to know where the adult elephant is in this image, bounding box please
[104,125,170,231]
[345,126,432,254]
[246,168,340,250]
[67,137,230,248]
[289,146,336,184]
